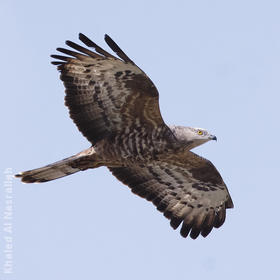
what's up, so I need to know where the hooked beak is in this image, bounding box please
[209,135,217,141]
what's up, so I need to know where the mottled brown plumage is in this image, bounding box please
[16,34,233,239]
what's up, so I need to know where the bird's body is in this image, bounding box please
[16,34,233,239]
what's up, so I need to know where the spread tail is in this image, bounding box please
[15,147,99,183]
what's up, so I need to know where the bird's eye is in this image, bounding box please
[197,130,203,135]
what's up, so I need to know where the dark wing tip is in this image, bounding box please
[79,32,85,38]
[170,217,182,230]
[104,34,111,41]
[51,33,134,66]
[226,196,234,209]
[78,33,115,58]
[78,33,91,44]
[213,207,226,228]
[180,222,193,238]
[171,204,228,239]
[104,34,134,64]
[78,33,97,48]
[51,33,117,67]
[189,228,202,240]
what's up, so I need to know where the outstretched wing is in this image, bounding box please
[109,150,233,239]
[51,34,165,145]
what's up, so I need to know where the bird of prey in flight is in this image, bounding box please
[16,33,233,239]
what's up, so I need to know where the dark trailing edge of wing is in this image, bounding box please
[51,33,134,65]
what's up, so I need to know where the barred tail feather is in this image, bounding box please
[15,147,98,183]
[15,159,80,183]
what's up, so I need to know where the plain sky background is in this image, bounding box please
[1,0,280,279]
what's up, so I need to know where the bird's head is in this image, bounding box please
[169,125,217,150]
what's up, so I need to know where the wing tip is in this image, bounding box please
[226,196,234,209]
[104,34,110,41]
[51,33,134,66]
[104,34,134,64]
[79,32,89,42]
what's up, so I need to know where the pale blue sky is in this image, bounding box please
[1,0,280,279]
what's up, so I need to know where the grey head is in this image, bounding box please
[168,125,217,150]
